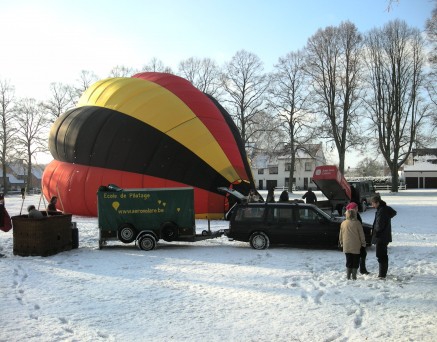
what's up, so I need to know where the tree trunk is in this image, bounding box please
[391,166,399,193]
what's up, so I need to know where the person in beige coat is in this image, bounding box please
[339,209,366,280]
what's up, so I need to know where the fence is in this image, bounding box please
[374,184,407,191]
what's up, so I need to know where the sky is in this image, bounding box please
[0,0,434,101]
[1,189,436,341]
[0,0,435,166]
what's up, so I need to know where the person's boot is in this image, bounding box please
[360,260,370,275]
[347,268,352,280]
[378,262,388,279]
[351,268,358,280]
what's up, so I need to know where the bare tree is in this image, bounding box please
[141,57,173,73]
[305,22,365,174]
[13,98,51,190]
[220,50,270,146]
[69,70,99,103]
[267,50,314,192]
[43,82,74,122]
[355,157,385,177]
[108,65,137,77]
[178,57,222,98]
[425,2,437,130]
[364,20,428,192]
[245,110,284,161]
[0,79,16,193]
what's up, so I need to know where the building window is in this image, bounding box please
[285,163,296,171]
[269,166,278,174]
[258,169,264,175]
[305,162,313,171]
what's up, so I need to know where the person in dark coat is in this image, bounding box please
[279,190,289,202]
[266,186,275,203]
[302,188,317,204]
[346,202,369,274]
[371,195,397,279]
[47,196,58,212]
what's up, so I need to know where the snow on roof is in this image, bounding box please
[404,162,437,171]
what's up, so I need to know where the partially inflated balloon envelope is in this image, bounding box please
[42,72,254,218]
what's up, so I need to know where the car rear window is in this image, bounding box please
[235,207,265,222]
[272,207,294,223]
[297,208,320,223]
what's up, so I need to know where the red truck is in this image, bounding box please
[312,165,351,215]
[312,165,378,213]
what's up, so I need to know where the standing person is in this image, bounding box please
[339,209,366,280]
[47,196,58,212]
[247,189,259,203]
[0,194,12,258]
[279,190,289,202]
[345,202,369,275]
[20,187,26,199]
[266,186,275,203]
[302,188,317,204]
[371,195,397,279]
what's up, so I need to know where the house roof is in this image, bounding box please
[404,162,437,171]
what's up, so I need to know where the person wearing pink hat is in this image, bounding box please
[339,208,366,280]
[345,202,370,275]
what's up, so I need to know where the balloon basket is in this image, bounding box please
[12,213,73,257]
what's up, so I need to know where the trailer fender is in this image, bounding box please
[136,230,159,242]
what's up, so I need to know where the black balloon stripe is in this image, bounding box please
[49,106,231,193]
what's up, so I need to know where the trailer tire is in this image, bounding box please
[249,232,270,250]
[118,224,137,244]
[138,234,156,251]
[162,223,178,242]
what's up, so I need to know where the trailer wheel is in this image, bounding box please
[118,224,137,244]
[249,232,270,250]
[162,223,178,242]
[138,234,156,251]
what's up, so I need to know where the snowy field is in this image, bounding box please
[1,189,436,342]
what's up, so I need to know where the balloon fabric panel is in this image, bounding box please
[77,77,239,182]
[49,106,231,193]
[133,72,251,182]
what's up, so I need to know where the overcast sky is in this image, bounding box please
[1,0,434,100]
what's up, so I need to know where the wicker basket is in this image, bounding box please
[12,213,73,257]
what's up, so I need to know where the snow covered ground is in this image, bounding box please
[1,189,436,342]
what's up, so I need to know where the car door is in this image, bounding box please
[266,205,297,244]
[295,206,339,246]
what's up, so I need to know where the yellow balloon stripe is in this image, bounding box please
[77,78,239,182]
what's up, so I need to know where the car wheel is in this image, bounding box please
[162,223,178,242]
[118,224,137,244]
[249,232,270,250]
[138,234,156,251]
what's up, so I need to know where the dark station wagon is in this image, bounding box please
[219,188,372,250]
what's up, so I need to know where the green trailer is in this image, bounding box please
[97,184,223,251]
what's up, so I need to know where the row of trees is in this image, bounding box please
[1,13,436,193]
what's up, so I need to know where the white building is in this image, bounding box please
[251,144,326,190]
[403,149,437,189]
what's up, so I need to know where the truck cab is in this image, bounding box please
[348,180,378,212]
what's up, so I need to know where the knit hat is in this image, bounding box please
[346,202,358,210]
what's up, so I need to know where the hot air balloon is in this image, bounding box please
[42,72,254,218]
